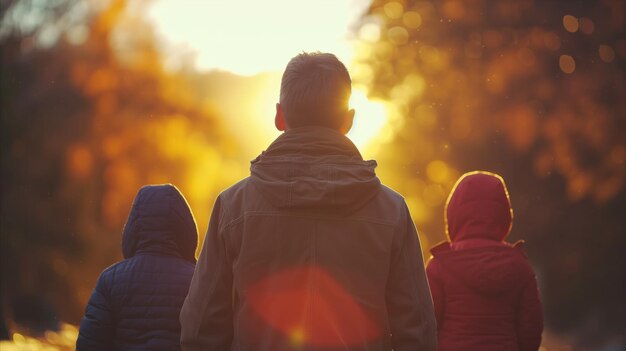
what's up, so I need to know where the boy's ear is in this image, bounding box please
[275,103,286,131]
[340,109,355,135]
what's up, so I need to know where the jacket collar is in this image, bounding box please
[252,126,363,162]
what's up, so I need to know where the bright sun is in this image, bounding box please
[348,90,387,151]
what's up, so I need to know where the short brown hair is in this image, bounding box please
[279,52,352,129]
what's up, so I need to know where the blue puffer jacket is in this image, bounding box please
[76,184,198,351]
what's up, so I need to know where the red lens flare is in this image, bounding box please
[247,266,381,348]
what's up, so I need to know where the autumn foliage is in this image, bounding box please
[1,0,625,348]
[1,0,244,331]
[354,0,625,343]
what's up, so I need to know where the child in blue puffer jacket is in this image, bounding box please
[76,184,198,351]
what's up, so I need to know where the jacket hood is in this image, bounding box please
[122,184,198,263]
[249,127,381,213]
[431,241,528,294]
[445,171,513,242]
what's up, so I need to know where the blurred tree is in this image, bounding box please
[356,0,625,346]
[1,0,243,330]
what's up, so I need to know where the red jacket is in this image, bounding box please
[426,172,543,351]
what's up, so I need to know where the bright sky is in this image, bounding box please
[144,0,386,151]
[145,0,369,75]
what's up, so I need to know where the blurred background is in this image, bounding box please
[0,0,624,350]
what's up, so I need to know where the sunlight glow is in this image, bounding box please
[144,0,386,150]
[348,89,387,149]
[146,0,370,76]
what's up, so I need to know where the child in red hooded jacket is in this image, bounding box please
[426,171,543,351]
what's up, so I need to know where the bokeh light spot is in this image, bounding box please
[563,15,579,33]
[559,55,575,74]
[359,22,381,42]
[383,2,404,19]
[402,11,422,29]
[387,26,409,45]
[427,160,450,183]
[599,45,615,63]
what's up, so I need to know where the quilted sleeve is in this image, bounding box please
[516,268,544,351]
[76,271,115,351]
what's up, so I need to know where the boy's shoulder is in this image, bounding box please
[429,240,528,256]
[427,240,538,288]
[511,240,528,257]
[87,259,130,294]
[428,240,535,275]
[430,241,451,255]
[99,258,131,280]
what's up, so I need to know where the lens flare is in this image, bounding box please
[247,266,381,348]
